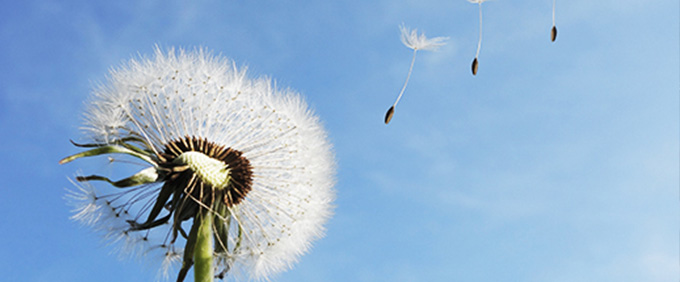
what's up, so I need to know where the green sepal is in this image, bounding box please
[69,137,148,150]
[69,137,154,156]
[128,181,176,231]
[59,143,156,166]
[76,167,159,188]
[234,213,243,254]
[213,202,230,254]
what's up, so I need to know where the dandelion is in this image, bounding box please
[384,25,447,124]
[468,0,489,75]
[60,47,335,281]
[551,0,558,42]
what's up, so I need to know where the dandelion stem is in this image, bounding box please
[194,210,214,282]
[393,49,418,108]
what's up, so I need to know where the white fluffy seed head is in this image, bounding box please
[72,46,335,281]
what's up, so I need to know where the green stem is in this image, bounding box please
[194,210,214,282]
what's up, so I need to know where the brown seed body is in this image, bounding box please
[385,106,395,124]
[471,57,479,76]
[551,26,558,42]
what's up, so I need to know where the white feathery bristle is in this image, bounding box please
[65,179,102,226]
[158,248,183,281]
[399,24,448,51]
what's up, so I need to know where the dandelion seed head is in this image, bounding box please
[66,46,335,281]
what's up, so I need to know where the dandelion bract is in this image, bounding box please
[61,47,335,281]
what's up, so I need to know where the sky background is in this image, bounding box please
[0,0,678,281]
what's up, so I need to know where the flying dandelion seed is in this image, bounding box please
[385,25,447,124]
[468,0,488,75]
[551,0,558,42]
[61,47,335,281]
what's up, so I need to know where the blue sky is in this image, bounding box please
[0,0,678,281]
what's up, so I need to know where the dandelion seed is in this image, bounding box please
[61,47,335,281]
[551,0,558,42]
[468,0,489,75]
[385,25,447,125]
